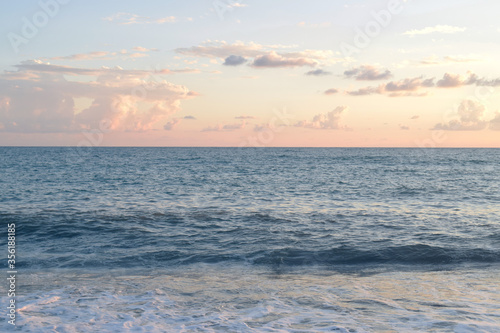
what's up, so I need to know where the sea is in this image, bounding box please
[0,147,499,332]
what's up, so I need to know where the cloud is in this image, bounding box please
[346,86,383,96]
[403,25,466,36]
[164,118,182,130]
[202,121,246,132]
[436,72,500,88]
[295,106,349,130]
[436,73,471,88]
[228,2,248,8]
[0,60,197,133]
[251,51,317,68]
[104,12,180,25]
[324,88,338,95]
[346,76,433,97]
[305,69,331,76]
[184,115,196,120]
[297,21,331,28]
[433,99,488,131]
[400,125,410,130]
[223,55,247,66]
[346,72,500,97]
[466,74,500,87]
[51,51,110,61]
[175,41,343,66]
[385,76,435,91]
[344,65,392,80]
[48,49,157,62]
[411,115,420,120]
[490,112,500,131]
[235,115,256,119]
[129,53,149,59]
[132,46,158,52]
[417,55,480,66]
[176,41,268,59]
[12,60,197,77]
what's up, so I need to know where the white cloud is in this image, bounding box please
[490,112,500,131]
[433,99,488,131]
[175,41,344,67]
[104,12,182,25]
[418,55,480,66]
[346,72,500,97]
[403,25,466,36]
[0,61,197,133]
[51,51,110,61]
[295,106,349,130]
[251,51,317,68]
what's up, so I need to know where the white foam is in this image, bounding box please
[2,265,500,332]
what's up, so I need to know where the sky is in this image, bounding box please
[1,0,500,147]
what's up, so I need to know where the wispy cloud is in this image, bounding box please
[132,46,159,52]
[403,25,466,36]
[235,115,256,119]
[297,21,331,28]
[305,69,331,76]
[104,12,188,25]
[202,122,246,132]
[417,55,480,66]
[51,51,110,61]
[346,72,500,97]
[48,47,160,62]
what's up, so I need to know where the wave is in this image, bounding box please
[11,244,500,270]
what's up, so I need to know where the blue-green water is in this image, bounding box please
[1,148,499,332]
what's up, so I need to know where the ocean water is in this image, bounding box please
[0,147,499,332]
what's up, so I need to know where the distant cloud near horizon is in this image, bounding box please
[164,118,182,130]
[202,122,246,132]
[184,115,196,120]
[295,106,349,130]
[0,60,196,133]
[104,12,189,25]
[433,100,488,131]
[235,115,256,119]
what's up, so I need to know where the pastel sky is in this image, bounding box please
[1,0,500,147]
